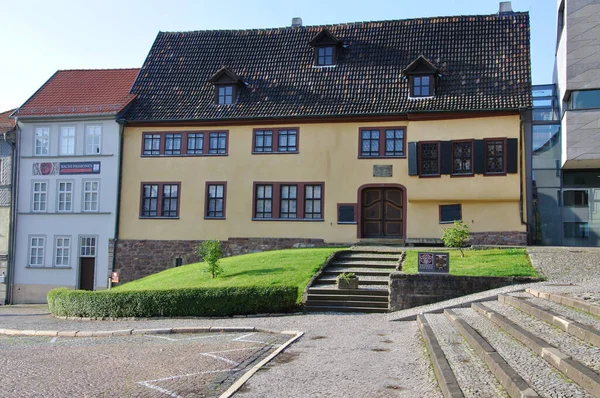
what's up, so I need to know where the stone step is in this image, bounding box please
[306,293,389,302]
[304,299,389,309]
[526,288,600,317]
[449,307,591,397]
[322,268,394,277]
[338,252,401,261]
[421,313,509,397]
[304,305,388,313]
[473,302,600,397]
[499,294,600,348]
[331,260,399,268]
[307,287,388,296]
[312,277,388,286]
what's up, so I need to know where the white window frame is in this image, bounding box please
[82,180,100,212]
[57,180,74,212]
[59,126,76,156]
[34,126,50,156]
[79,235,97,258]
[85,125,102,155]
[54,236,72,267]
[28,235,46,266]
[32,180,48,212]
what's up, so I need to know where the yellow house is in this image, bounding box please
[115,12,532,282]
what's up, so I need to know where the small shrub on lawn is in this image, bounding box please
[197,240,224,278]
[47,286,298,318]
[441,220,470,257]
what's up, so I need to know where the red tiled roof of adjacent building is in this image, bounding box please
[0,109,16,133]
[13,69,140,117]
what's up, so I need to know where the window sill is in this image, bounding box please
[418,174,441,178]
[483,172,507,177]
[358,155,406,159]
[23,154,113,159]
[139,216,180,220]
[204,216,226,220]
[439,220,461,224]
[337,222,357,225]
[252,218,324,222]
[141,154,228,158]
[450,173,474,178]
[26,266,72,269]
[251,151,299,155]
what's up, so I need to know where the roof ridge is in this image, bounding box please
[56,68,140,72]
[160,12,529,34]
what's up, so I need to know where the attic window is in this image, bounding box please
[403,55,440,99]
[411,76,433,97]
[218,86,233,105]
[208,67,243,106]
[309,29,342,67]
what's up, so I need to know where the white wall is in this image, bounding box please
[13,117,120,303]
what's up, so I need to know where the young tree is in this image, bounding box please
[441,220,470,257]
[197,240,224,278]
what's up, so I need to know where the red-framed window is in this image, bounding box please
[252,128,299,153]
[205,182,227,219]
[418,141,440,176]
[140,182,181,218]
[359,127,405,158]
[142,131,228,156]
[253,182,324,220]
[451,140,473,175]
[484,138,507,174]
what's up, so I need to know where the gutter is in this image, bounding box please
[111,119,126,283]
[5,121,19,303]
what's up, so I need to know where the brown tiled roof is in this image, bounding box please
[14,69,140,117]
[0,109,16,133]
[126,13,532,122]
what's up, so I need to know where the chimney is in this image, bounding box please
[292,17,303,27]
[498,1,513,15]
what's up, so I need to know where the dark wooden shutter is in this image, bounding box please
[506,138,518,174]
[473,140,485,174]
[408,142,418,176]
[440,141,452,175]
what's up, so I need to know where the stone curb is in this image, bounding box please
[473,302,600,397]
[444,309,538,398]
[0,326,258,338]
[499,295,600,347]
[526,288,600,317]
[219,330,304,398]
[417,315,465,398]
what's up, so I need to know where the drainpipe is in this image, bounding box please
[5,121,19,303]
[520,107,533,244]
[111,119,126,282]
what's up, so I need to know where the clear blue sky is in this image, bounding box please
[0,0,557,112]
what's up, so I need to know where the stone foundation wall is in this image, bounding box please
[111,238,329,283]
[469,231,527,246]
[389,272,540,311]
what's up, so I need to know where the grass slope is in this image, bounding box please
[114,248,343,302]
[402,249,540,277]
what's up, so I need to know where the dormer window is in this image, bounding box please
[318,47,334,66]
[218,86,233,105]
[208,67,244,105]
[403,55,440,98]
[411,76,433,97]
[310,29,342,67]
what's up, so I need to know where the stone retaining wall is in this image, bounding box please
[389,272,540,311]
[111,238,329,283]
[469,231,527,246]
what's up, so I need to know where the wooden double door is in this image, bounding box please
[362,188,404,238]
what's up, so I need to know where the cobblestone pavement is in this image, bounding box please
[0,331,289,397]
[1,246,599,397]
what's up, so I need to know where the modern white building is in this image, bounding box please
[9,69,138,303]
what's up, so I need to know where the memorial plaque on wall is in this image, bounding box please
[418,252,450,274]
[373,165,393,177]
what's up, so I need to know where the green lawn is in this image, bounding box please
[402,249,540,277]
[113,247,344,302]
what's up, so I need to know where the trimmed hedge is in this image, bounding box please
[47,286,298,318]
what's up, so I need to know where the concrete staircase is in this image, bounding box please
[304,249,401,313]
[418,288,600,397]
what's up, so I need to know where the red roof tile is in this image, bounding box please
[0,109,16,133]
[14,69,139,117]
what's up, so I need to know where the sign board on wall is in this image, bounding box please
[418,252,450,274]
[33,161,101,176]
